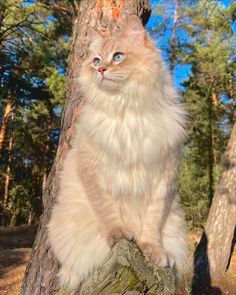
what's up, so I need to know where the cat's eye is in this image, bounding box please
[113,52,125,63]
[93,57,102,68]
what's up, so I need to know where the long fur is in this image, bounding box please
[48,16,188,290]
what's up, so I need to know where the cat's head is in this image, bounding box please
[80,16,157,93]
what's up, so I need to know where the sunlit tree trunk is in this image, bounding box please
[193,120,236,287]
[27,210,35,226]
[20,2,172,295]
[207,89,215,205]
[208,76,219,205]
[0,99,12,151]
[3,113,14,208]
[211,91,217,165]
[42,121,52,193]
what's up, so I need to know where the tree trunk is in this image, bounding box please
[169,0,180,75]
[207,89,215,205]
[42,121,52,193]
[0,99,12,151]
[3,113,14,208]
[20,1,176,295]
[28,210,35,226]
[192,120,236,289]
[211,89,218,167]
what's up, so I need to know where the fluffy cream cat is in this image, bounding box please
[48,15,188,290]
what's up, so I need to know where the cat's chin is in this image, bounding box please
[97,77,123,91]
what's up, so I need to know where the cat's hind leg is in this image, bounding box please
[48,201,110,290]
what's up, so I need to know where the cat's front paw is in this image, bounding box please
[138,241,169,267]
[106,226,134,247]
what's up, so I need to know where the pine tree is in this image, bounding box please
[153,0,236,226]
[0,0,72,225]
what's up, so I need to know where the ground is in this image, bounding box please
[0,226,235,295]
[0,226,37,295]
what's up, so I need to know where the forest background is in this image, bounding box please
[0,0,235,229]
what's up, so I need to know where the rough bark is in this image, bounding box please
[56,240,175,295]
[192,121,236,288]
[20,1,174,295]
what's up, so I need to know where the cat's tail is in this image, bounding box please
[58,266,81,291]
[162,204,189,284]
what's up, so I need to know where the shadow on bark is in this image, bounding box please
[191,231,222,295]
[226,226,236,271]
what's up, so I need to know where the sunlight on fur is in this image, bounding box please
[48,15,188,290]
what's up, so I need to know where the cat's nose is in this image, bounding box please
[98,67,107,75]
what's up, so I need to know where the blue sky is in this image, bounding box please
[147,0,234,89]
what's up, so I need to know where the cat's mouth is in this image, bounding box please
[102,76,114,82]
[98,75,119,86]
[96,72,124,90]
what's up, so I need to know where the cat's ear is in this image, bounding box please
[122,15,146,44]
[86,28,103,48]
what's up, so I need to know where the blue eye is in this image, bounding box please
[113,52,125,62]
[94,57,101,67]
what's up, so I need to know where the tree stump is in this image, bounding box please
[55,240,175,295]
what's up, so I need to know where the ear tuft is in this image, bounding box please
[122,15,146,44]
[126,15,144,32]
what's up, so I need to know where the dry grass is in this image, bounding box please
[0,226,37,295]
[0,248,31,295]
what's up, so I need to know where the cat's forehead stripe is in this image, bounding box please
[102,39,115,51]
[98,39,126,62]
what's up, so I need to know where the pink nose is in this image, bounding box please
[98,67,107,75]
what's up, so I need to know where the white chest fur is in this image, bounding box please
[79,103,171,197]
[77,79,185,197]
[79,104,164,165]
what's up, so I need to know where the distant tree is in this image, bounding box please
[153,0,236,226]
[181,0,235,203]
[153,0,182,74]
[0,0,72,225]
